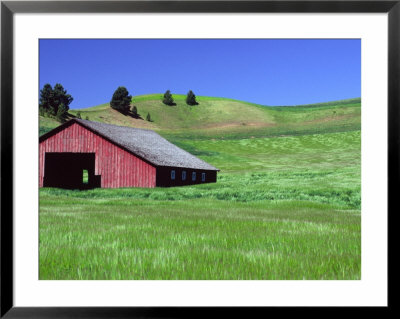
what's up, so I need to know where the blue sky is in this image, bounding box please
[39,39,361,109]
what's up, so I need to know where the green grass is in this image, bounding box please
[39,199,360,280]
[39,115,61,136]
[39,129,361,280]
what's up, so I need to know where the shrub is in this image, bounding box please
[56,103,68,123]
[186,90,198,106]
[132,105,138,117]
[163,90,175,106]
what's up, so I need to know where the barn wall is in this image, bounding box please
[39,123,156,188]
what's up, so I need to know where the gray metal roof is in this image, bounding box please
[75,119,219,171]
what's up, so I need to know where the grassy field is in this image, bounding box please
[39,96,361,280]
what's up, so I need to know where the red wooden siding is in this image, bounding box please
[39,123,156,188]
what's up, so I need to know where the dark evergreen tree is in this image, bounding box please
[39,83,73,116]
[39,106,46,117]
[163,90,174,106]
[56,103,68,123]
[85,116,89,121]
[39,83,54,113]
[132,105,138,117]
[186,90,198,106]
[76,111,81,119]
[110,86,132,113]
[52,83,73,114]
[146,112,152,122]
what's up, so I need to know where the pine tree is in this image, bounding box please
[163,90,174,106]
[146,112,152,122]
[39,106,46,117]
[132,105,138,117]
[39,83,73,116]
[110,86,132,113]
[39,84,53,113]
[186,90,198,106]
[76,111,81,119]
[56,103,68,123]
[52,83,73,114]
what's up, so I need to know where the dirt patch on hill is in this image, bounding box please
[199,121,276,130]
[302,114,356,125]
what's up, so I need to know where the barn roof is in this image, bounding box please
[40,119,219,171]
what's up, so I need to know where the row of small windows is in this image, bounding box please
[171,170,206,182]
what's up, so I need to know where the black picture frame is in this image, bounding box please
[1,0,396,317]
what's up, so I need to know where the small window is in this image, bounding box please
[82,169,89,184]
[192,172,196,181]
[202,172,206,182]
[182,171,186,181]
[171,170,175,180]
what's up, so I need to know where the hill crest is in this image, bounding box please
[40,95,361,139]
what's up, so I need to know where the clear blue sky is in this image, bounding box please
[39,39,360,109]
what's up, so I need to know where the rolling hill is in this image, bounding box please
[39,95,361,139]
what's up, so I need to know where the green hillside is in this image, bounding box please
[39,95,361,139]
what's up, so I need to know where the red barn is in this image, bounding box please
[39,119,219,189]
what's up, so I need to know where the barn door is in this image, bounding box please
[43,152,101,189]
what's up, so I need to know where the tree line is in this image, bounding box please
[39,83,199,124]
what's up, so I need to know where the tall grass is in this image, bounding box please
[40,199,360,280]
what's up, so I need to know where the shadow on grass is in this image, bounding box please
[117,109,144,120]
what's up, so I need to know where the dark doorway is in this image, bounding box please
[43,152,101,189]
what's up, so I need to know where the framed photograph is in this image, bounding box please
[1,0,395,317]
